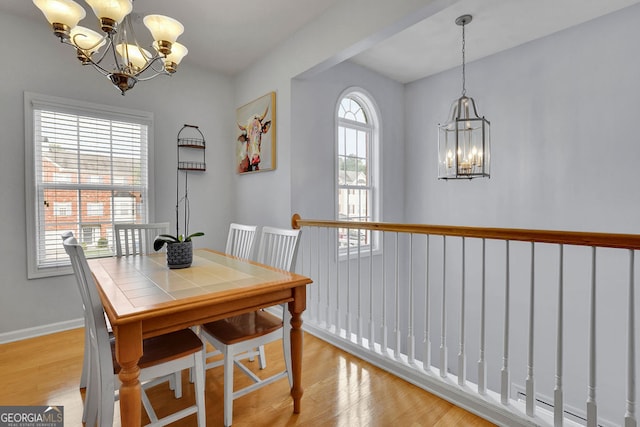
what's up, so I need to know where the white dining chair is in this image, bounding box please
[63,235,206,427]
[225,223,257,259]
[201,223,259,368]
[199,226,301,427]
[114,222,170,257]
[114,222,184,394]
[60,231,92,424]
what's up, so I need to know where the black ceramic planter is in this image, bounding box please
[166,241,192,269]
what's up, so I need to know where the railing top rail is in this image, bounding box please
[291,214,640,250]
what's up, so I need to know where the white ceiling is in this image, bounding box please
[3,0,640,83]
[352,0,640,83]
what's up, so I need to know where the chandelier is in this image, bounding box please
[438,14,491,180]
[33,0,188,95]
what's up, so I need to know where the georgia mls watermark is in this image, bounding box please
[0,406,63,427]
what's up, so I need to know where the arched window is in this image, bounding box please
[336,90,379,251]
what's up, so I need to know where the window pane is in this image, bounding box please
[359,159,368,185]
[345,128,357,155]
[338,188,370,221]
[87,202,104,216]
[338,97,367,124]
[357,130,367,157]
[337,155,346,184]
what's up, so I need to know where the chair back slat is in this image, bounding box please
[114,222,170,257]
[256,226,301,272]
[225,223,257,259]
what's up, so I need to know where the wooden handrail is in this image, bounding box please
[291,213,640,250]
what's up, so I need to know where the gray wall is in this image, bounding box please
[3,1,639,421]
[405,6,640,232]
[0,12,235,337]
[291,60,406,222]
[231,0,453,229]
[403,5,640,423]
[0,0,447,339]
[286,4,640,423]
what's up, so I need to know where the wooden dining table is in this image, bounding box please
[87,248,313,427]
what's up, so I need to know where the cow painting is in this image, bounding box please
[237,105,271,173]
[236,93,275,173]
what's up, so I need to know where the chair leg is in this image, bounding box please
[141,389,159,424]
[282,337,293,387]
[84,352,98,427]
[171,371,183,398]
[80,326,90,389]
[283,308,293,387]
[193,352,206,426]
[223,347,235,427]
[81,336,92,423]
[98,374,114,427]
[258,345,267,369]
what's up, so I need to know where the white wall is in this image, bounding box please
[403,5,640,423]
[0,12,235,336]
[0,0,455,337]
[231,0,455,229]
[291,61,406,222]
[404,6,640,232]
[1,0,637,422]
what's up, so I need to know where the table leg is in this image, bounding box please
[114,323,143,427]
[289,286,307,413]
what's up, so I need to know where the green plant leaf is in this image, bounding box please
[153,234,179,251]
[185,232,205,242]
[152,232,203,251]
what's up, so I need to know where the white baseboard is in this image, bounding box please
[0,318,84,344]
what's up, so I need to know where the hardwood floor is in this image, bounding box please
[0,328,495,426]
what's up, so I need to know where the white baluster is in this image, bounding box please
[382,232,388,353]
[369,230,375,351]
[626,249,637,427]
[554,245,564,427]
[441,236,448,378]
[501,240,510,405]
[335,228,341,334]
[357,227,363,346]
[587,247,597,427]
[326,228,331,328]
[408,234,415,365]
[316,227,321,323]
[526,242,536,417]
[395,232,401,359]
[458,237,466,386]
[346,228,351,340]
[424,235,432,371]
[478,238,487,395]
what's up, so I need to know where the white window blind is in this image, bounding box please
[25,93,152,278]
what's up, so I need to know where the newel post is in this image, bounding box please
[292,213,301,230]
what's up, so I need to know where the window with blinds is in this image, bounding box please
[25,92,152,278]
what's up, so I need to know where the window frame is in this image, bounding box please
[24,92,155,279]
[335,88,381,257]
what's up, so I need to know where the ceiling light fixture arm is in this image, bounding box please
[33,0,188,95]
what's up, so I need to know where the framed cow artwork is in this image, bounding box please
[235,92,276,174]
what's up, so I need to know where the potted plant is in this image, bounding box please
[153,232,204,269]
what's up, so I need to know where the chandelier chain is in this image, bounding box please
[461,21,466,97]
